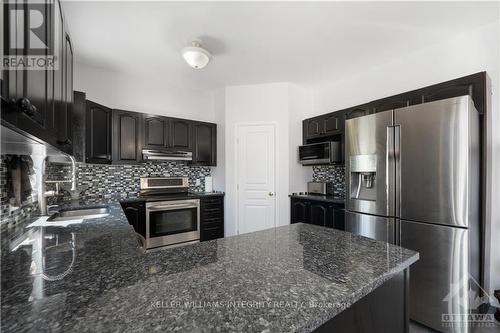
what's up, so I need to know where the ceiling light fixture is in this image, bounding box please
[182,39,212,69]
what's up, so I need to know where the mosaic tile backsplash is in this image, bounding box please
[311,165,346,198]
[1,155,40,228]
[1,154,211,227]
[46,161,211,204]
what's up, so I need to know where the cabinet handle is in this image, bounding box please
[15,98,39,117]
[57,138,72,145]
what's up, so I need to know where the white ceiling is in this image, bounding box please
[63,1,499,93]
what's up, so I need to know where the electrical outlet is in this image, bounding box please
[195,179,201,186]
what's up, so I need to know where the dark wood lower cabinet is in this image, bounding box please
[314,269,409,333]
[120,201,145,237]
[200,196,224,241]
[121,196,224,243]
[291,198,344,230]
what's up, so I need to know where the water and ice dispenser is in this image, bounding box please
[349,154,377,201]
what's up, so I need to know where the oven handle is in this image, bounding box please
[147,204,198,211]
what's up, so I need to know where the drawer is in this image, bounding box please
[201,197,223,205]
[202,207,222,215]
[201,226,223,241]
[201,201,223,209]
[202,217,223,229]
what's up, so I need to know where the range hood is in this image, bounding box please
[142,149,192,161]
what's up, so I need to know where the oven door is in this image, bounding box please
[145,199,200,249]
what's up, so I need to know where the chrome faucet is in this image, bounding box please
[40,155,78,215]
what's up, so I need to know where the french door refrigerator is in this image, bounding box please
[345,95,480,333]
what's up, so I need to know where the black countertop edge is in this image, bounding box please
[289,194,345,205]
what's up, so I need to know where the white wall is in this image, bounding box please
[310,20,500,296]
[74,62,215,122]
[224,83,289,236]
[289,83,313,193]
[221,82,312,236]
[212,88,226,192]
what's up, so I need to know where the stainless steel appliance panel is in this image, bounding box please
[400,219,470,333]
[307,182,335,195]
[299,141,342,165]
[345,110,394,217]
[345,211,395,244]
[395,96,479,227]
[145,199,200,249]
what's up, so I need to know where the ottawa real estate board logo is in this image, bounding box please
[3,0,56,70]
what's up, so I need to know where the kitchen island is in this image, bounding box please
[1,201,418,333]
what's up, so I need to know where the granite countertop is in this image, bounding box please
[1,199,418,333]
[289,194,345,205]
[119,191,225,203]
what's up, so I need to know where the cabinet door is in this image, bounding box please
[112,110,141,164]
[121,201,145,237]
[54,33,73,152]
[200,196,224,241]
[304,118,322,139]
[72,91,86,162]
[323,111,345,136]
[344,104,372,120]
[291,199,309,224]
[192,122,216,166]
[143,115,169,149]
[170,119,192,150]
[52,0,65,143]
[371,93,420,114]
[309,202,328,227]
[3,0,57,143]
[85,100,112,164]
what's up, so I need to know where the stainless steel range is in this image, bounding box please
[140,177,200,249]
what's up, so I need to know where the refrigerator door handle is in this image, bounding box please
[394,125,401,220]
[386,126,396,217]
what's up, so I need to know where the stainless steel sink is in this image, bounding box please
[47,206,110,222]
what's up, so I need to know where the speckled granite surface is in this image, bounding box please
[1,199,418,333]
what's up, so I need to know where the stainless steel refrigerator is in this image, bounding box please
[345,95,480,333]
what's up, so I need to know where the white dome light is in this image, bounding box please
[182,40,211,69]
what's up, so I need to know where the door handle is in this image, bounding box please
[268,192,274,197]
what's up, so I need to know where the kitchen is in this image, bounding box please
[1,1,499,333]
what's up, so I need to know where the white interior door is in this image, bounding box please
[237,124,276,234]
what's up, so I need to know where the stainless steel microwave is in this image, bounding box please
[299,142,342,165]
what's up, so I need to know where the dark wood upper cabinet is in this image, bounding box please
[303,110,345,142]
[323,112,344,136]
[170,119,192,150]
[72,91,86,163]
[343,104,372,120]
[1,0,73,154]
[85,100,112,164]
[304,118,322,138]
[54,33,74,152]
[143,115,169,149]
[192,122,216,166]
[112,110,141,164]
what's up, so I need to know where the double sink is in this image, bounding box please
[47,206,110,222]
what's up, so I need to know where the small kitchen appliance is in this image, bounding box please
[307,181,335,196]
